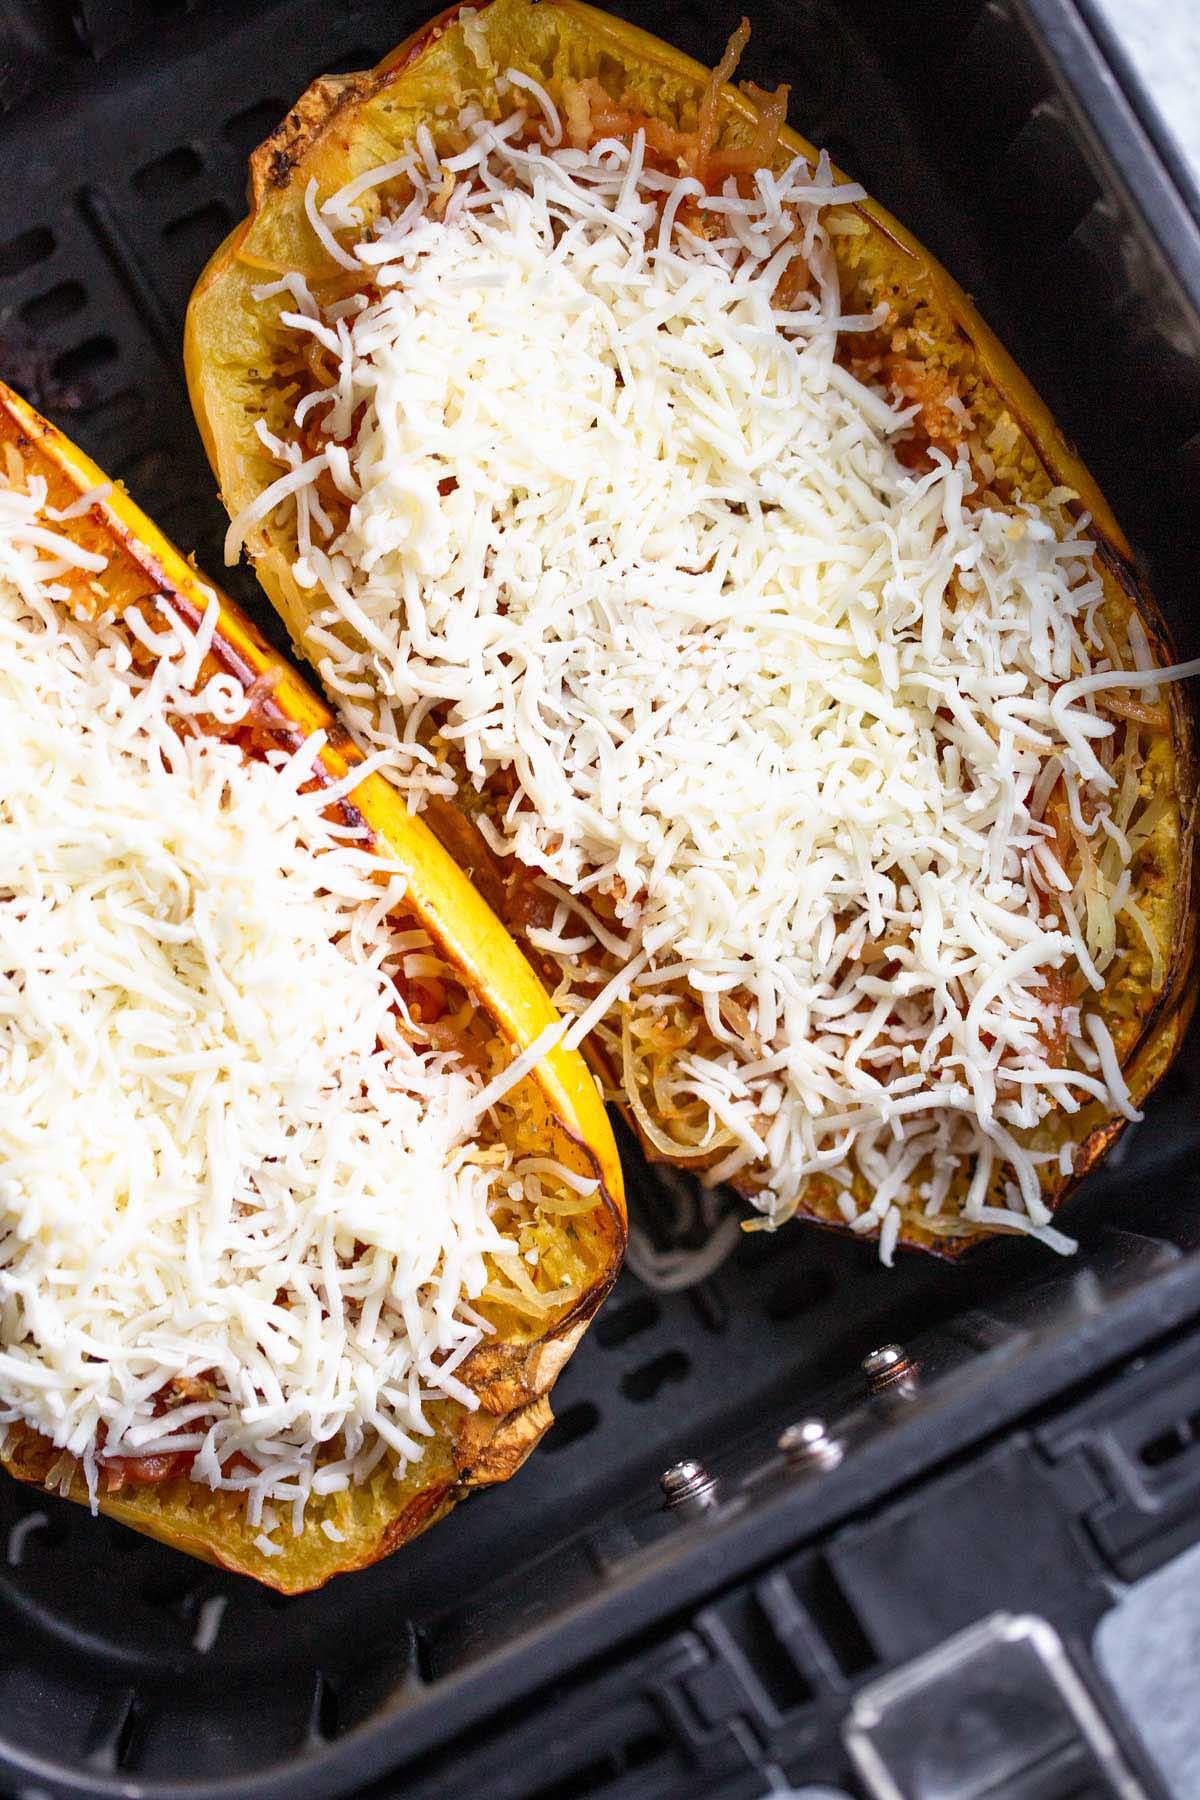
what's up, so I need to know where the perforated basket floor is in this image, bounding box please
[1,0,1200,1795]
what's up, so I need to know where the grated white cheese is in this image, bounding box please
[0,474,548,1522]
[237,96,1198,1249]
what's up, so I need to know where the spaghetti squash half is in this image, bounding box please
[186,0,1196,1257]
[0,379,623,1592]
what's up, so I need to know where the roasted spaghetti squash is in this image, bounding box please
[185,0,1197,1258]
[0,379,623,1591]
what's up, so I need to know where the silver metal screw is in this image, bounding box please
[862,1344,918,1394]
[660,1458,720,1510]
[778,1417,844,1472]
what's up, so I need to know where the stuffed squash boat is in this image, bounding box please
[0,380,623,1592]
[186,0,1198,1259]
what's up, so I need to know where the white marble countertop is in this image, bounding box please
[1091,0,1200,184]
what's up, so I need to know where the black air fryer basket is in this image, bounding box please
[2,2,1200,1797]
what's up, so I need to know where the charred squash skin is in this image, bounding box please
[0,380,624,1592]
[184,0,1197,1258]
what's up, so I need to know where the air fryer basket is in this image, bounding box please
[1,1,1200,1796]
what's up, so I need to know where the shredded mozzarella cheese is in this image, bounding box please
[238,95,1196,1250]
[0,474,548,1525]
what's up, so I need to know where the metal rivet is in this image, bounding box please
[778,1418,844,1472]
[660,1459,719,1510]
[862,1344,918,1394]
